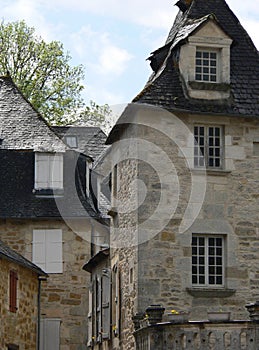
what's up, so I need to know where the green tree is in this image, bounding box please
[0,20,85,124]
[75,100,113,133]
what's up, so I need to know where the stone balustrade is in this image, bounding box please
[134,303,259,350]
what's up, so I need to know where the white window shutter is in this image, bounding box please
[35,154,49,188]
[49,154,63,189]
[35,153,63,189]
[33,229,62,274]
[102,268,111,340]
[40,318,60,350]
[46,229,63,273]
[32,230,46,271]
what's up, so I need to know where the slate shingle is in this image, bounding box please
[133,0,259,118]
[0,240,47,276]
[51,126,108,160]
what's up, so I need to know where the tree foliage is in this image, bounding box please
[0,20,86,124]
[74,100,113,133]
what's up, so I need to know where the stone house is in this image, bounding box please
[0,76,108,350]
[88,0,259,349]
[0,239,47,350]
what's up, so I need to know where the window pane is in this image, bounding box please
[216,276,222,284]
[195,50,218,82]
[192,276,197,284]
[199,276,205,284]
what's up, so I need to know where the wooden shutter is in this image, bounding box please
[40,318,60,350]
[45,229,63,273]
[96,276,102,343]
[33,229,62,273]
[9,270,18,313]
[35,153,49,188]
[33,230,46,271]
[35,153,63,189]
[115,266,121,337]
[87,283,93,347]
[49,154,63,189]
[101,268,111,340]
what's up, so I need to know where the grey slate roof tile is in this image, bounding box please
[0,76,66,152]
[0,240,47,276]
[0,77,101,220]
[133,0,259,118]
[51,126,108,160]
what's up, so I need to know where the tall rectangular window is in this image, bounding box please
[192,235,224,287]
[33,229,63,273]
[195,50,218,82]
[194,125,223,168]
[35,153,63,189]
[9,270,18,313]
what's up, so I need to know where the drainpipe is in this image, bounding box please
[37,276,47,350]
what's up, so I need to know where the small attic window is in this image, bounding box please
[65,135,78,148]
[195,49,218,82]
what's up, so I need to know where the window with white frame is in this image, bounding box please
[194,125,223,168]
[32,229,63,273]
[192,235,224,287]
[35,153,63,189]
[195,49,218,82]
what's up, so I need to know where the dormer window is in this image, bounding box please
[195,49,218,82]
[65,135,78,148]
[178,17,233,100]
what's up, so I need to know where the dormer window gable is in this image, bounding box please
[179,17,233,100]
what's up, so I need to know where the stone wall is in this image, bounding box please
[0,218,92,350]
[0,258,38,350]
[109,105,259,348]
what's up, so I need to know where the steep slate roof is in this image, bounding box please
[0,76,101,220]
[133,0,259,118]
[0,240,47,276]
[51,126,108,160]
[0,76,66,152]
[0,149,99,219]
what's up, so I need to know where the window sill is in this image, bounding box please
[191,168,231,176]
[188,81,230,92]
[186,287,236,298]
[33,188,64,197]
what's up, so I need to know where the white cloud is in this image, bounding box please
[71,26,133,77]
[98,44,133,76]
[2,0,60,41]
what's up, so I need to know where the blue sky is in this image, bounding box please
[2,0,259,109]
